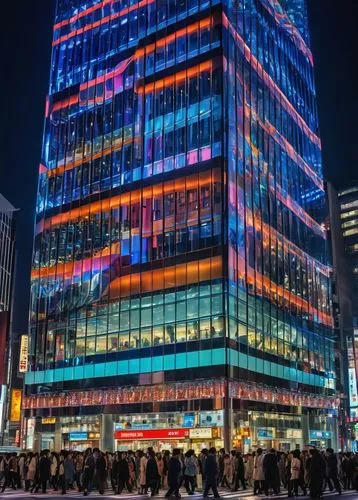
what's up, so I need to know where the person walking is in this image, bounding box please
[244,453,254,487]
[36,450,51,493]
[50,452,59,490]
[308,448,325,499]
[203,447,220,498]
[288,449,305,497]
[165,449,182,499]
[325,448,342,494]
[263,448,279,495]
[253,448,265,495]
[93,449,107,495]
[82,448,95,496]
[222,453,233,489]
[233,451,246,491]
[146,450,160,497]
[118,452,132,494]
[184,450,197,494]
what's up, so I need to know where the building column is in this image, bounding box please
[101,414,114,452]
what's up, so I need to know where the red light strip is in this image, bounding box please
[53,0,156,47]
[223,13,321,150]
[54,0,112,31]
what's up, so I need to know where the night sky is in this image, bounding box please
[0,0,357,333]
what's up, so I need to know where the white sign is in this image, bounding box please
[189,428,212,439]
[19,335,29,373]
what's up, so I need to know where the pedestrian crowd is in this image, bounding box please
[0,446,357,498]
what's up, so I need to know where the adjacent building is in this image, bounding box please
[334,185,358,446]
[0,194,17,444]
[24,0,338,452]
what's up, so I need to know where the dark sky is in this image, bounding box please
[0,0,357,333]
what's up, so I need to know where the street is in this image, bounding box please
[0,488,357,499]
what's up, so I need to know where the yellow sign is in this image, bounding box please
[19,335,29,373]
[42,417,56,425]
[10,389,22,422]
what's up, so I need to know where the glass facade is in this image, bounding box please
[25,0,338,450]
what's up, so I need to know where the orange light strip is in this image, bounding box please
[235,254,332,327]
[47,135,136,178]
[31,242,120,280]
[108,255,223,298]
[246,105,324,192]
[222,13,321,150]
[53,0,156,47]
[38,171,214,233]
[54,0,112,31]
[138,60,212,94]
[50,17,212,114]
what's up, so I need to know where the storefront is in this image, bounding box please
[113,410,224,452]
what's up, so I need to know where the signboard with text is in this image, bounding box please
[114,428,189,440]
[19,335,29,373]
[189,428,212,439]
[10,389,22,422]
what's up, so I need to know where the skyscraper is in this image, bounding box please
[24,0,338,452]
[0,194,17,444]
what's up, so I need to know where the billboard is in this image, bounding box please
[10,388,22,422]
[19,335,29,373]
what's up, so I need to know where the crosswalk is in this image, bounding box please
[1,488,357,499]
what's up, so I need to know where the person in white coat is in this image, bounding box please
[253,448,265,495]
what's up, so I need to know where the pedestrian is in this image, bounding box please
[184,449,197,494]
[82,448,95,496]
[222,453,233,489]
[244,452,254,487]
[308,448,325,499]
[253,447,265,495]
[165,448,182,499]
[156,452,164,490]
[263,448,279,495]
[146,450,160,496]
[36,450,51,493]
[325,448,342,494]
[288,449,306,497]
[93,449,107,495]
[233,451,246,491]
[139,450,148,494]
[203,447,220,498]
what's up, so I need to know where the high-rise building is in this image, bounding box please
[24,0,338,452]
[0,194,17,444]
[331,184,358,446]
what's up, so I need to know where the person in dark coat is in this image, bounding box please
[93,449,107,495]
[36,451,51,493]
[203,447,220,498]
[308,448,325,499]
[116,452,132,494]
[146,450,160,497]
[82,448,95,497]
[165,449,182,499]
[263,448,279,495]
[233,451,246,491]
[325,448,342,494]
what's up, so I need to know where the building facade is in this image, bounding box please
[0,194,17,444]
[335,185,358,446]
[24,0,338,452]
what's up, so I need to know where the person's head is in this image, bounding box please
[148,450,155,459]
[257,448,263,456]
[270,448,275,454]
[310,448,317,457]
[209,447,216,455]
[172,448,180,457]
[292,449,300,459]
[85,448,92,457]
[236,451,242,458]
[326,447,334,455]
[201,448,208,456]
[230,450,236,457]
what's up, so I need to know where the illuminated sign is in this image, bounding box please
[88,432,100,439]
[189,428,212,439]
[309,430,331,440]
[69,432,88,441]
[42,417,56,425]
[19,335,29,373]
[114,428,189,440]
[257,428,274,439]
[10,389,22,422]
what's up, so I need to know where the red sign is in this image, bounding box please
[114,428,189,440]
